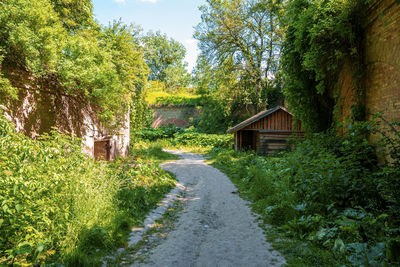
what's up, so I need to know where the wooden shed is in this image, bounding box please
[227,106,303,155]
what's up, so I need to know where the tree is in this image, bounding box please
[0,0,148,129]
[142,31,190,91]
[51,0,94,30]
[194,0,284,112]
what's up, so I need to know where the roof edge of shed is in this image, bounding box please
[227,106,292,133]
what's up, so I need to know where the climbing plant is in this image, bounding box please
[282,0,369,132]
[0,0,148,129]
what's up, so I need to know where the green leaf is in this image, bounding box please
[15,204,22,212]
[37,243,45,253]
[333,238,345,253]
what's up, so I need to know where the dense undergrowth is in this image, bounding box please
[146,91,202,106]
[134,126,233,152]
[0,115,176,266]
[209,121,400,266]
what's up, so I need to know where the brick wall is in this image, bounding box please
[364,0,400,123]
[152,105,201,128]
[336,0,400,128]
[3,69,130,158]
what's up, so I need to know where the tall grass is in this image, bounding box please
[0,115,176,265]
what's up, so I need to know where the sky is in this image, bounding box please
[92,0,206,71]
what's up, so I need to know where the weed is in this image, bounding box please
[208,120,400,266]
[0,115,176,265]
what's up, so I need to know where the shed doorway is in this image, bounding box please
[241,130,257,151]
[94,138,116,161]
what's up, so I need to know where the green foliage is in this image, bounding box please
[0,115,175,265]
[131,93,154,131]
[194,0,284,112]
[282,0,367,131]
[0,0,148,129]
[134,126,233,149]
[209,120,400,266]
[194,96,232,134]
[142,31,190,91]
[51,0,94,30]
[130,143,180,163]
[172,127,233,149]
[135,126,184,141]
[146,91,202,106]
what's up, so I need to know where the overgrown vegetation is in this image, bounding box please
[282,0,369,131]
[0,115,176,265]
[0,0,148,128]
[146,91,202,106]
[209,119,400,266]
[194,0,284,113]
[134,126,233,152]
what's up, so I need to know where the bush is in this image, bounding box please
[146,91,202,106]
[134,126,233,149]
[0,115,176,265]
[172,127,233,149]
[194,97,232,134]
[210,120,400,266]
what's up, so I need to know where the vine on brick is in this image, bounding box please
[282,0,369,132]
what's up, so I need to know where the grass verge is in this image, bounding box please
[0,115,178,266]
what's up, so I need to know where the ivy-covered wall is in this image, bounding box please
[3,70,130,157]
[336,0,400,127]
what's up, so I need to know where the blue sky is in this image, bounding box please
[92,0,206,71]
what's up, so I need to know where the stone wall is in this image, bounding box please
[3,69,129,158]
[152,105,201,128]
[336,0,400,128]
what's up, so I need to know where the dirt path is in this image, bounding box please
[132,151,285,267]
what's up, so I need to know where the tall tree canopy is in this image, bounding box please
[194,0,284,112]
[51,0,94,30]
[0,0,148,128]
[142,31,190,91]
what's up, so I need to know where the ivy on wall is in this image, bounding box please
[282,0,369,132]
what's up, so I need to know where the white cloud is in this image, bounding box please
[139,0,158,3]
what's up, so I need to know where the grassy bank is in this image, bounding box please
[0,115,176,266]
[207,122,400,266]
[133,126,233,154]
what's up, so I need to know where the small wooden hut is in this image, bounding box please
[227,106,303,155]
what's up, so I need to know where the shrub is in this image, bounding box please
[210,120,400,266]
[146,91,202,106]
[172,127,233,149]
[134,126,233,149]
[134,125,184,141]
[0,115,176,265]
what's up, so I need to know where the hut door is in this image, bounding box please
[241,130,256,151]
[94,139,116,161]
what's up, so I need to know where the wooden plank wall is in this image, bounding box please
[243,109,302,131]
[258,132,292,156]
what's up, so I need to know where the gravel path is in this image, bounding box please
[134,150,285,267]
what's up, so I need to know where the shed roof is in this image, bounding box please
[227,106,292,133]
